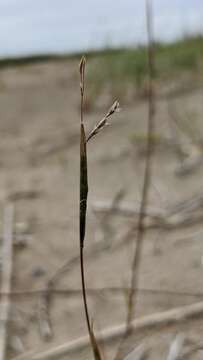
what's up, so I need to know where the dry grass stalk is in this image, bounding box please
[1,285,203,301]
[79,54,92,343]
[79,56,121,360]
[126,0,155,318]
[125,0,155,324]
[115,1,156,358]
[126,0,155,325]
[79,56,103,360]
[39,57,120,360]
[0,204,14,360]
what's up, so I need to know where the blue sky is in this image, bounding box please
[0,0,203,57]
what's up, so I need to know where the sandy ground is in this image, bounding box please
[0,59,203,359]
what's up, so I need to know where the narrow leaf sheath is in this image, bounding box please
[80,123,88,249]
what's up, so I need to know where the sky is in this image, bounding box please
[0,0,203,58]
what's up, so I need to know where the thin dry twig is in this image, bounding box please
[0,204,14,360]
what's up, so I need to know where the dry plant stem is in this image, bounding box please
[115,2,155,357]
[1,286,203,300]
[79,57,102,360]
[13,299,203,360]
[0,204,14,360]
[80,123,91,333]
[79,56,91,335]
[127,0,155,328]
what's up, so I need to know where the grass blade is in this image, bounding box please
[80,123,88,248]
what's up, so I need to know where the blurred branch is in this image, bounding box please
[115,1,156,357]
[126,0,156,324]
